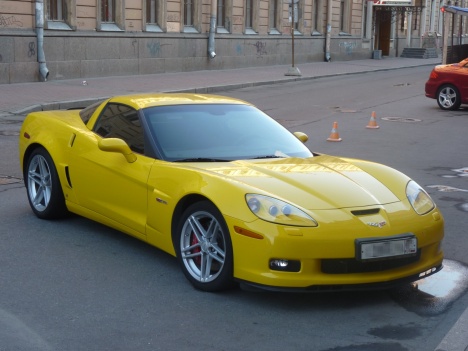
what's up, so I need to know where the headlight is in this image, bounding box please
[406,180,435,215]
[246,194,317,227]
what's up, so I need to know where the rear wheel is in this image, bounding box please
[175,201,234,292]
[437,84,461,110]
[25,148,68,219]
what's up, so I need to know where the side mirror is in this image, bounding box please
[98,138,137,163]
[293,132,308,143]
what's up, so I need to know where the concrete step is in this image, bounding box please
[400,48,438,59]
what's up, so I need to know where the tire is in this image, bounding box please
[437,84,461,110]
[25,147,68,219]
[175,201,235,292]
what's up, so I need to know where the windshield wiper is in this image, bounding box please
[174,157,230,162]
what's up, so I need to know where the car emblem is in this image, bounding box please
[367,221,387,228]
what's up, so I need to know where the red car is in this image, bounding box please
[425,58,468,110]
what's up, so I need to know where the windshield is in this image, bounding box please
[142,104,312,161]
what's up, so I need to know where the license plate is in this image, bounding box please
[356,235,417,261]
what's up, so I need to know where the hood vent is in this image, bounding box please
[351,208,380,216]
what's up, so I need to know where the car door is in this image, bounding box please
[67,103,154,239]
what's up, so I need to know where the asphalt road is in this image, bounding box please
[0,66,467,351]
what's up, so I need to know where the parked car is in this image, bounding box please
[425,58,468,110]
[19,93,444,292]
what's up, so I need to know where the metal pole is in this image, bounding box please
[292,2,295,67]
[285,1,301,76]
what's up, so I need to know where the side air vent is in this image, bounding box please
[65,166,72,188]
[351,208,380,216]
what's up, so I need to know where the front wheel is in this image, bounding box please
[175,201,234,292]
[437,84,461,110]
[25,148,68,219]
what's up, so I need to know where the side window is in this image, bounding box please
[93,103,144,154]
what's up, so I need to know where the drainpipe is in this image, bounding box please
[325,0,333,62]
[208,0,217,59]
[35,0,49,81]
[367,0,374,51]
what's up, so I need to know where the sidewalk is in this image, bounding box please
[2,55,467,351]
[0,56,441,117]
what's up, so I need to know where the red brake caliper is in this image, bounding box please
[191,232,201,267]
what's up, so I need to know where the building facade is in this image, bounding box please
[0,0,454,83]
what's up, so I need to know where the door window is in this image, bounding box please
[94,103,145,154]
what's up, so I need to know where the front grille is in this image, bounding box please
[321,250,421,274]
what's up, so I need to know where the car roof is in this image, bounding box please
[107,93,251,110]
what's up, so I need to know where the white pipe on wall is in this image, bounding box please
[35,0,49,81]
[208,0,217,59]
[325,0,333,61]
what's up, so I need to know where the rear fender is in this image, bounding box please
[19,112,85,196]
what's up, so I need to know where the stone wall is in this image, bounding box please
[0,31,371,84]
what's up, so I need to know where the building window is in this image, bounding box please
[216,0,231,33]
[245,0,253,29]
[217,0,225,27]
[183,0,199,32]
[45,0,75,30]
[98,0,124,31]
[102,0,115,22]
[184,0,194,26]
[286,0,302,35]
[312,0,319,33]
[47,0,66,21]
[245,0,257,34]
[363,0,368,38]
[145,0,163,32]
[312,0,323,35]
[339,0,351,35]
[147,0,159,24]
[269,0,280,34]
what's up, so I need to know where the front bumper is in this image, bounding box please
[227,204,445,289]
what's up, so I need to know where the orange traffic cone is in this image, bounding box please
[327,122,342,142]
[366,111,380,129]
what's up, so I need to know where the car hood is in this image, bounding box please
[196,155,402,210]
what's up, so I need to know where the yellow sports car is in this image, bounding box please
[19,93,444,292]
